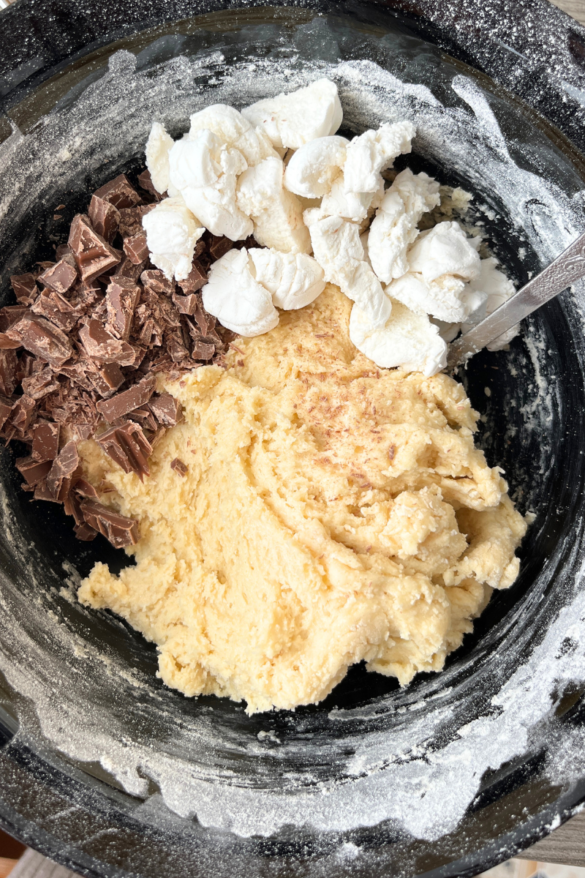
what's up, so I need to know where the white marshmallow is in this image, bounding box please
[408,221,481,283]
[249,248,325,310]
[142,196,204,282]
[349,299,447,377]
[368,169,440,282]
[189,103,277,166]
[242,78,343,150]
[343,121,415,194]
[284,136,348,198]
[464,256,518,350]
[202,249,279,337]
[309,215,391,328]
[145,122,174,195]
[180,130,253,241]
[237,157,311,253]
[388,272,486,324]
[320,176,385,224]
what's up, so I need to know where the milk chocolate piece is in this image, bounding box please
[10,395,36,435]
[68,215,122,284]
[79,320,136,366]
[123,233,149,265]
[7,314,72,367]
[16,457,52,486]
[22,368,60,400]
[191,338,216,361]
[0,396,13,432]
[97,420,152,480]
[105,277,140,340]
[88,194,120,243]
[0,350,19,397]
[179,260,207,295]
[0,305,28,331]
[32,421,60,461]
[32,290,78,332]
[193,297,216,336]
[80,498,139,548]
[141,270,174,296]
[46,441,79,500]
[128,405,157,433]
[98,363,125,395]
[171,293,197,315]
[11,274,38,302]
[74,522,98,541]
[118,205,155,238]
[113,257,145,282]
[74,478,99,499]
[96,375,156,422]
[206,234,233,261]
[0,333,22,350]
[93,174,141,210]
[166,331,189,363]
[137,169,163,201]
[38,259,77,294]
[171,458,187,476]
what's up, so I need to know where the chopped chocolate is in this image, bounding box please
[46,441,79,501]
[171,458,188,476]
[96,374,156,422]
[113,257,145,282]
[37,261,56,271]
[128,405,157,433]
[74,478,99,499]
[178,260,207,294]
[22,367,60,400]
[0,333,22,350]
[68,214,122,284]
[11,274,39,302]
[97,420,152,480]
[141,269,175,296]
[38,258,77,294]
[203,231,233,261]
[7,314,72,368]
[16,457,52,486]
[79,319,136,366]
[105,277,140,340]
[88,194,120,243]
[123,233,149,265]
[193,296,216,336]
[191,338,216,361]
[32,421,60,461]
[0,305,29,331]
[0,349,21,397]
[31,290,79,332]
[74,523,98,541]
[93,174,142,210]
[10,395,36,437]
[137,169,164,201]
[118,204,155,238]
[149,392,181,427]
[64,486,84,525]
[96,362,125,396]
[80,498,139,548]
[172,292,197,316]
[0,396,13,432]
[165,330,190,363]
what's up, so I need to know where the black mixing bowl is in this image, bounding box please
[1,2,585,877]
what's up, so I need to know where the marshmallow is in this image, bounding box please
[189,103,277,166]
[142,196,204,282]
[408,221,481,283]
[309,215,391,328]
[388,272,486,324]
[343,121,415,194]
[284,136,348,198]
[320,176,385,224]
[249,248,325,310]
[349,299,447,377]
[202,248,279,337]
[242,78,343,150]
[464,256,518,350]
[180,130,253,241]
[368,169,440,282]
[145,122,174,195]
[237,157,311,253]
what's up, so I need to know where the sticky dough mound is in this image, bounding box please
[78,287,526,714]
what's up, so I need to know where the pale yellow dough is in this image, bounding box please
[78,286,527,713]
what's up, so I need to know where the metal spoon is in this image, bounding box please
[447,230,585,370]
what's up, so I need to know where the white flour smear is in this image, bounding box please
[1,21,585,848]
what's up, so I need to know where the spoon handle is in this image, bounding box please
[447,229,585,370]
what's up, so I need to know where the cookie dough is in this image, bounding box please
[78,286,526,713]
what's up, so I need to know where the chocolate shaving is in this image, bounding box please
[97,420,152,480]
[46,441,80,501]
[118,205,155,238]
[141,270,174,296]
[171,458,188,476]
[0,333,22,350]
[80,499,139,548]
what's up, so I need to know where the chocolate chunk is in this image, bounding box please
[171,458,187,476]
[79,319,136,366]
[205,232,233,261]
[88,194,120,243]
[0,396,13,432]
[68,214,122,284]
[10,395,36,436]
[0,305,29,331]
[105,277,140,340]
[22,367,60,400]
[128,405,157,432]
[165,330,190,363]
[80,498,139,548]
[74,523,98,541]
[97,420,152,480]
[97,362,125,396]
[38,259,77,294]
[46,441,79,501]
[74,478,99,499]
[173,293,198,316]
[193,297,216,336]
[64,486,84,525]
[96,374,156,422]
[7,314,72,368]
[0,333,22,350]
[191,338,216,361]
[0,349,19,397]
[31,290,78,332]
[32,421,60,461]
[123,233,149,265]
[141,270,174,296]
[37,261,56,271]
[93,174,142,210]
[70,424,95,442]
[16,457,52,486]
[178,260,207,294]
[55,244,72,260]
[118,204,155,238]
[113,257,145,282]
[137,169,164,201]
[11,273,38,302]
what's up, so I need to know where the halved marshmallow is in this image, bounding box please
[142,196,204,282]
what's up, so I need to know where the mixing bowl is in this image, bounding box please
[1,2,585,876]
